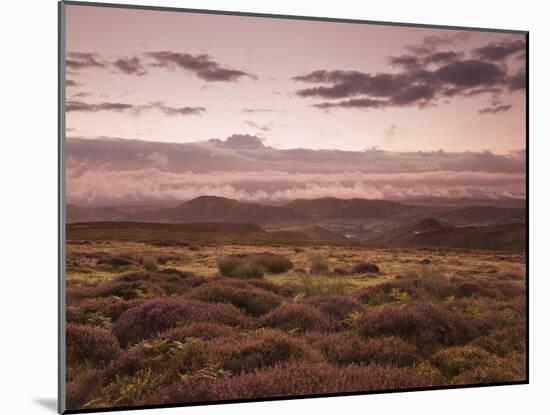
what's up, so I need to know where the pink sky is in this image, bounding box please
[63,3,526,205]
[64,4,526,154]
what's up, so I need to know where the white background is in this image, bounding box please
[0,0,545,414]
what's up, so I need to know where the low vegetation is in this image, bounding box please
[65,230,526,410]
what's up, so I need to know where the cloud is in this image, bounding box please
[242,108,278,113]
[66,161,525,206]
[293,35,525,112]
[423,51,460,64]
[404,33,470,56]
[66,101,133,112]
[245,121,271,132]
[145,152,168,167]
[507,70,527,91]
[388,55,419,69]
[66,52,106,70]
[312,98,388,110]
[67,136,525,175]
[66,79,79,87]
[478,104,512,114]
[434,60,505,87]
[473,39,526,61]
[112,57,147,76]
[143,102,206,116]
[146,51,255,82]
[223,134,265,149]
[66,100,205,116]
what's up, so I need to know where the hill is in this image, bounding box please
[285,197,426,220]
[431,205,526,226]
[158,196,307,226]
[367,218,526,251]
[269,224,349,242]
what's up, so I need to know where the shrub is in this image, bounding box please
[430,345,492,378]
[259,304,334,332]
[472,325,526,356]
[210,330,321,373]
[66,369,102,410]
[251,253,293,274]
[351,262,380,274]
[304,295,363,321]
[157,362,434,403]
[113,298,248,347]
[296,274,351,297]
[218,257,265,279]
[142,257,159,272]
[453,352,526,384]
[356,303,478,351]
[67,323,120,366]
[218,253,293,277]
[315,333,418,367]
[95,271,206,300]
[156,323,237,341]
[308,254,330,274]
[186,280,282,316]
[97,254,135,267]
[188,244,201,251]
[354,268,452,304]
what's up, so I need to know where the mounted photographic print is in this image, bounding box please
[59,1,528,413]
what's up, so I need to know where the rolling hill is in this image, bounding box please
[367,218,526,251]
[269,224,349,242]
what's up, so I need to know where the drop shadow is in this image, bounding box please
[34,398,57,412]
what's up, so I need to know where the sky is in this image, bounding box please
[64,4,526,206]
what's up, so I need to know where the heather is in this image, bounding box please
[65,239,526,410]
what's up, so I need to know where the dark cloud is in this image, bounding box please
[293,36,525,112]
[507,70,527,91]
[473,39,526,61]
[312,98,388,110]
[66,52,106,70]
[66,100,205,116]
[388,55,419,69]
[66,101,133,112]
[434,60,506,87]
[66,79,79,87]
[146,51,255,82]
[112,57,147,76]
[478,104,512,114]
[423,51,460,64]
[143,102,206,116]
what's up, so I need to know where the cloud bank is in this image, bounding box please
[66,136,526,205]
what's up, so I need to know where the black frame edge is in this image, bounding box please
[58,1,67,413]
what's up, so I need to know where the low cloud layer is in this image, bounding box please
[66,136,526,205]
[66,164,525,206]
[293,34,525,112]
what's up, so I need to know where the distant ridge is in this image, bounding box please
[367,218,525,251]
[269,224,348,242]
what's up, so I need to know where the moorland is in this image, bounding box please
[65,196,526,410]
